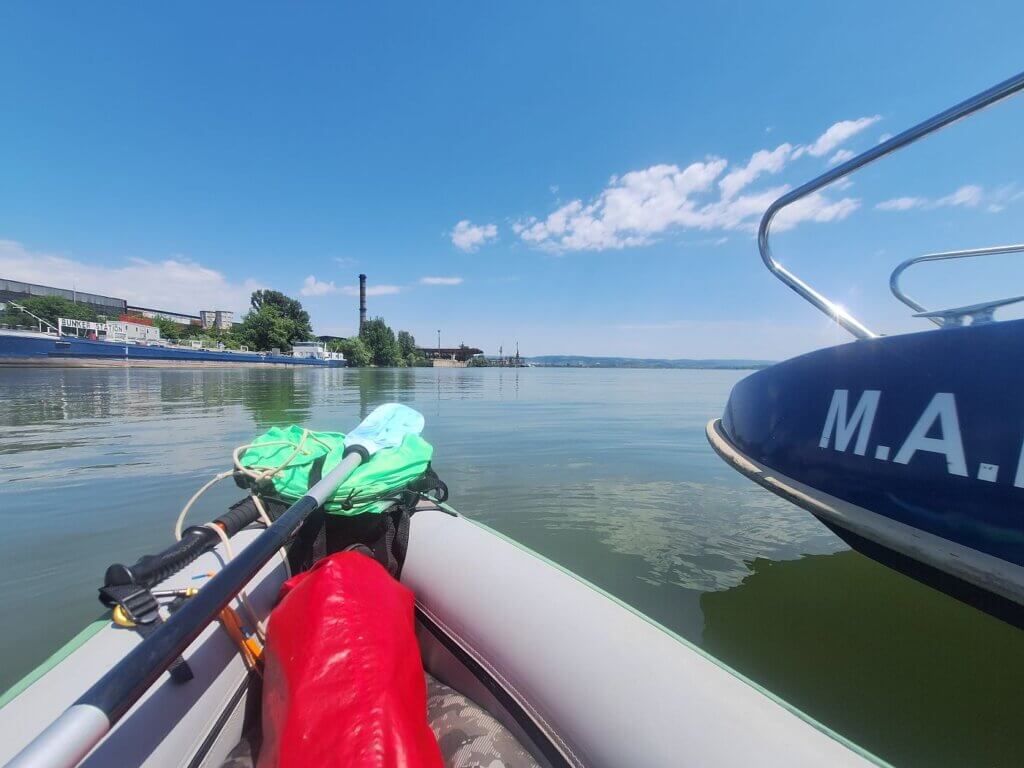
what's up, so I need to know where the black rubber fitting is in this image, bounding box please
[343,444,370,462]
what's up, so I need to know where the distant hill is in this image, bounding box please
[525,355,772,370]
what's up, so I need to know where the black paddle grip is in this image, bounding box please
[103,502,262,591]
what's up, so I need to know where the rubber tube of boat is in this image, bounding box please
[5,450,365,768]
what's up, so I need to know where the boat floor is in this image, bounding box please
[220,673,540,768]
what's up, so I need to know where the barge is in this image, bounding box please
[0,316,346,368]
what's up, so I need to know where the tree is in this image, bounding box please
[234,304,296,352]
[396,330,430,367]
[359,317,401,367]
[8,296,98,328]
[397,330,417,359]
[327,337,371,367]
[151,316,183,341]
[249,290,313,341]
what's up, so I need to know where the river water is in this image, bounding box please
[0,366,1020,766]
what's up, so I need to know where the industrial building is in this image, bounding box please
[417,346,484,363]
[0,278,126,316]
[200,310,234,330]
[0,277,232,329]
[128,305,201,326]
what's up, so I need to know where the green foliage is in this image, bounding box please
[234,304,296,352]
[396,330,429,367]
[250,290,313,341]
[327,337,371,367]
[323,319,425,368]
[231,290,314,352]
[150,316,190,341]
[467,355,491,367]
[359,317,402,367]
[4,296,98,328]
[397,330,416,359]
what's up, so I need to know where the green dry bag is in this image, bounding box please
[237,424,434,516]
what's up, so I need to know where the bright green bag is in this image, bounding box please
[237,424,434,516]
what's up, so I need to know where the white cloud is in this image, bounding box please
[935,185,982,208]
[420,276,463,286]
[876,185,984,212]
[514,158,858,251]
[300,275,336,296]
[450,220,497,252]
[800,115,881,158]
[0,239,260,314]
[828,149,855,165]
[340,283,401,297]
[509,114,890,252]
[878,133,893,144]
[876,196,926,211]
[774,192,860,231]
[719,144,792,199]
[985,183,1024,213]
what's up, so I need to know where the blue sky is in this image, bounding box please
[2,2,1023,359]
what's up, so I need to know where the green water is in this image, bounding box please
[0,366,1020,766]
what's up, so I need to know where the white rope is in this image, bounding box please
[170,430,330,642]
[251,493,292,580]
[204,522,267,641]
[175,431,317,540]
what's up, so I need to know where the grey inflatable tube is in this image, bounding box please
[402,507,887,768]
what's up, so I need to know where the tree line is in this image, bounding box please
[326,319,427,367]
[1,289,427,367]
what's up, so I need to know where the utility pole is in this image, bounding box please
[437,329,441,350]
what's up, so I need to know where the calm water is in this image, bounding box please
[1,366,1021,767]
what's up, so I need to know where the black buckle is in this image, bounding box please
[98,584,194,683]
[99,584,161,625]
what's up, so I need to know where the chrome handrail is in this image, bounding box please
[890,244,1024,326]
[758,70,1024,340]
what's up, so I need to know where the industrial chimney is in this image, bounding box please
[358,273,367,332]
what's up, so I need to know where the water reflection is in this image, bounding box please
[238,370,311,428]
[523,479,840,592]
[344,367,417,419]
[700,551,1024,768]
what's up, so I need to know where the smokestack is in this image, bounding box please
[358,273,367,332]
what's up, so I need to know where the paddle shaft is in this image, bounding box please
[7,450,365,768]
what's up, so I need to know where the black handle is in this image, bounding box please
[83,493,319,721]
[103,499,264,591]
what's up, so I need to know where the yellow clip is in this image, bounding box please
[111,604,135,628]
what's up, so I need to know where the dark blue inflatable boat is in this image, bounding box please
[708,71,1024,625]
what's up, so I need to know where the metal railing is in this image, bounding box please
[757,70,1024,339]
[890,244,1024,326]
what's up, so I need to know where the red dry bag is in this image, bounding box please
[258,551,442,768]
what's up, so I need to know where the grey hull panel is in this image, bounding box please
[403,507,885,768]
[0,529,288,768]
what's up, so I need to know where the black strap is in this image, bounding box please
[307,455,326,488]
[408,465,448,502]
[99,584,193,683]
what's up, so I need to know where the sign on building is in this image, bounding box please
[58,318,106,332]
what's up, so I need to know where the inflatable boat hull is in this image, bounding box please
[0,507,885,767]
[710,319,1024,622]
